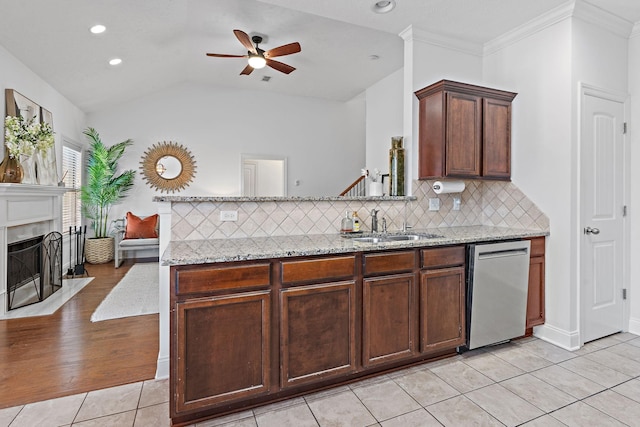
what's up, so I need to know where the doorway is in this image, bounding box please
[241,154,287,197]
[579,85,628,344]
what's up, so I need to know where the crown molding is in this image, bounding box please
[631,22,640,39]
[484,2,574,55]
[572,0,634,38]
[400,25,483,57]
[484,0,634,56]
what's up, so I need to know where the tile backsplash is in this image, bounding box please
[169,180,548,241]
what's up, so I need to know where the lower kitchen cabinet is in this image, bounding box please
[174,291,271,414]
[280,281,357,388]
[170,244,472,425]
[526,236,546,328]
[362,273,417,367]
[420,246,466,353]
[420,266,466,353]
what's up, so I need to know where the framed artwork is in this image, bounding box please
[4,89,58,185]
[5,89,40,122]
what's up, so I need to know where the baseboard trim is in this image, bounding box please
[156,355,169,380]
[532,323,580,351]
[628,317,640,335]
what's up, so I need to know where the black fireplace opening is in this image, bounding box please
[7,231,63,311]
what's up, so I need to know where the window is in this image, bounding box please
[62,139,82,231]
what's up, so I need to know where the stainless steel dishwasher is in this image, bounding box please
[465,240,531,350]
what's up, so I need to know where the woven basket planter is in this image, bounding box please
[85,237,114,264]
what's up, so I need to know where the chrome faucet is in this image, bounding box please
[402,221,412,232]
[381,217,387,233]
[371,209,379,232]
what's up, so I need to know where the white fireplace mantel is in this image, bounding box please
[0,183,69,196]
[0,183,69,315]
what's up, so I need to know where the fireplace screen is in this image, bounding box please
[7,231,63,311]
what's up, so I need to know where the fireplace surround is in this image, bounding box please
[0,184,68,315]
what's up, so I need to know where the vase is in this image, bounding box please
[35,148,58,185]
[389,136,405,196]
[20,154,37,185]
[369,181,383,196]
[0,149,24,183]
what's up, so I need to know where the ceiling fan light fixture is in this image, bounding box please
[372,0,396,13]
[90,24,106,34]
[248,54,267,69]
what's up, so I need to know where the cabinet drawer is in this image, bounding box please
[175,263,271,295]
[528,237,545,257]
[281,255,355,285]
[421,246,465,269]
[363,251,415,276]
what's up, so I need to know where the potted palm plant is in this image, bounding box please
[81,127,136,264]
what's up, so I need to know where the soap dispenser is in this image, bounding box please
[340,211,353,233]
[352,211,361,232]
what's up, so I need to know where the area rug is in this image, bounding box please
[91,262,159,322]
[0,277,94,320]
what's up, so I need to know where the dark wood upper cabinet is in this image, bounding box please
[415,80,517,180]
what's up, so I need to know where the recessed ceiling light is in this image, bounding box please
[109,58,122,66]
[372,0,396,13]
[369,54,380,60]
[90,24,106,34]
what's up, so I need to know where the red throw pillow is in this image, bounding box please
[124,212,158,239]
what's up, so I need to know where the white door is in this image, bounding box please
[581,91,625,343]
[243,161,257,196]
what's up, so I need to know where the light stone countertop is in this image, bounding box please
[161,225,549,266]
[153,195,416,202]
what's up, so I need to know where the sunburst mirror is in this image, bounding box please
[139,141,196,193]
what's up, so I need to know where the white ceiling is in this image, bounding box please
[0,0,638,113]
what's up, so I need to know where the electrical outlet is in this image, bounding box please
[453,196,461,211]
[428,198,440,211]
[220,210,238,221]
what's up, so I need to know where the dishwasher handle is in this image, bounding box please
[477,247,529,260]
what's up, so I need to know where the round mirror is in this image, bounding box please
[140,141,196,193]
[156,155,182,179]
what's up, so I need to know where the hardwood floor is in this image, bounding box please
[0,259,159,409]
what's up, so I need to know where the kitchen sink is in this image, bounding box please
[350,233,442,244]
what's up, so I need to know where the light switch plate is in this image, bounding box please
[428,198,440,211]
[453,196,461,211]
[220,210,238,221]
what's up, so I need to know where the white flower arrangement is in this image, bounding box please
[4,115,55,159]
[361,167,382,182]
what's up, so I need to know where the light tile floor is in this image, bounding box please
[3,332,640,426]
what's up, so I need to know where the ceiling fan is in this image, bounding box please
[206,29,301,75]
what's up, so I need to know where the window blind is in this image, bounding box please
[62,141,82,231]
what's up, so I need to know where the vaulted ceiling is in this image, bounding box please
[0,0,638,112]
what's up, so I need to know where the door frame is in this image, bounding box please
[577,82,630,346]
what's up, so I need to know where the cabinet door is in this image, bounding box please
[445,92,482,177]
[174,291,270,413]
[483,98,512,179]
[280,281,357,388]
[527,255,545,328]
[420,267,466,353]
[363,273,417,367]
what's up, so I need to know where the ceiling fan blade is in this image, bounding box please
[266,59,295,74]
[264,42,301,59]
[234,29,257,54]
[206,53,248,58]
[240,64,254,75]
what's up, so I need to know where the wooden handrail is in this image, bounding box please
[339,175,366,196]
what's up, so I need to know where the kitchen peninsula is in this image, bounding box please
[155,184,549,426]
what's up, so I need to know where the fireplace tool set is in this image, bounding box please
[66,225,87,277]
